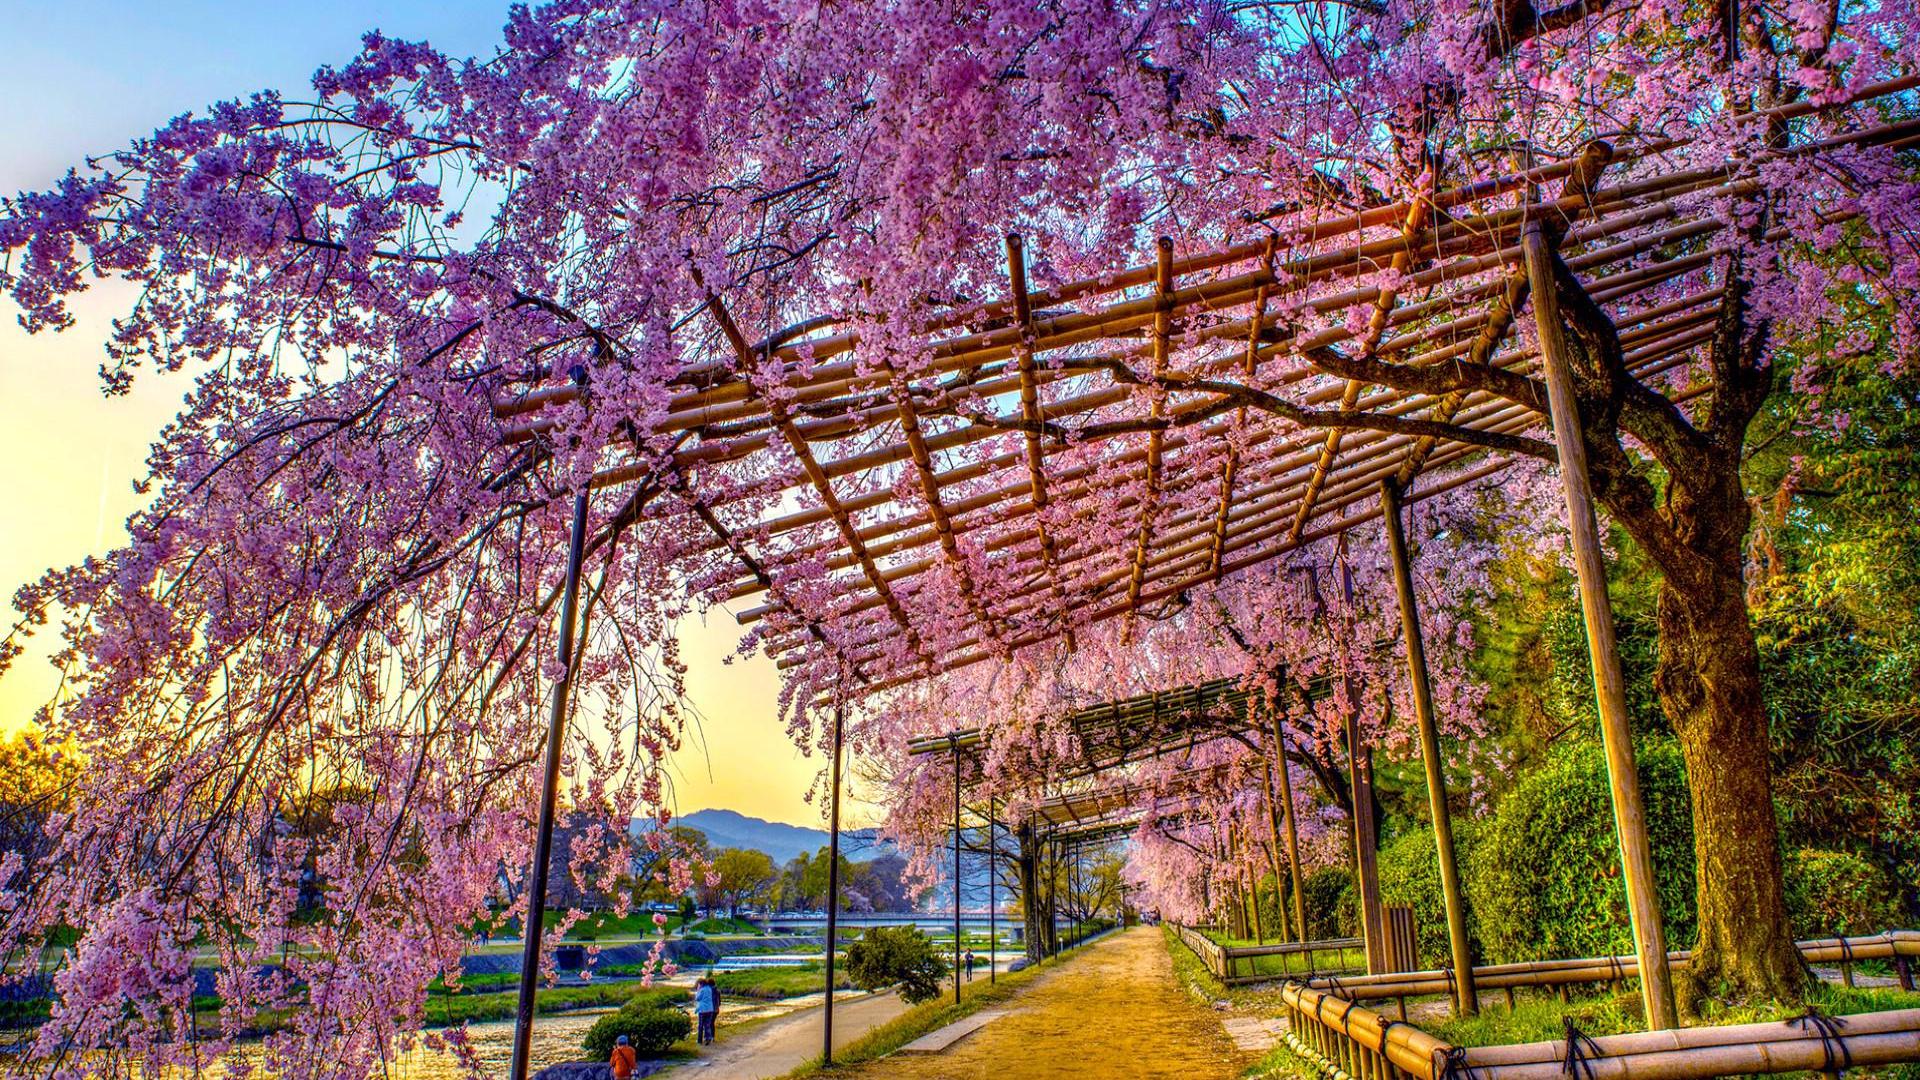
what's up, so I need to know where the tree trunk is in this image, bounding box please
[1541,244,1803,1008]
[1657,565,1806,1006]
[1017,821,1048,961]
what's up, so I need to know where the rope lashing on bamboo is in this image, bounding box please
[1338,997,1361,1026]
[1560,1018,1605,1080]
[1436,1044,1478,1080]
[1790,1006,1854,1076]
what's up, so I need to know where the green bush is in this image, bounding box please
[582,1002,691,1059]
[1301,866,1357,941]
[844,925,949,1004]
[1378,822,1482,967]
[1785,848,1904,938]
[1469,739,1695,963]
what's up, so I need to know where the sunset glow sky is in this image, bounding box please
[0,1,855,828]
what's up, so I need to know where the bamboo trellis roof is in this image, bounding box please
[905,675,1262,762]
[494,78,1920,696]
[1030,764,1247,843]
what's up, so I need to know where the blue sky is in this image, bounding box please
[2,2,509,194]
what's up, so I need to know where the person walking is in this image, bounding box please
[695,975,719,1046]
[609,1034,637,1080]
[964,949,976,981]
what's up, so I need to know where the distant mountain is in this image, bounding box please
[670,808,896,865]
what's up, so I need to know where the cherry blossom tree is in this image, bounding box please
[0,1,1914,1066]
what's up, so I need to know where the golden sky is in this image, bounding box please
[0,1,869,831]
[0,300,848,829]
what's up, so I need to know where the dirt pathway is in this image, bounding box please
[659,990,912,1080]
[834,927,1248,1080]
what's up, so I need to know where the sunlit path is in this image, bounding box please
[664,991,912,1080]
[833,929,1247,1080]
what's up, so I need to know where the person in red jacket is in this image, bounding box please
[609,1034,637,1080]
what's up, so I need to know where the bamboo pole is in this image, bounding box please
[1380,477,1478,1014]
[507,395,595,1080]
[1270,710,1310,943]
[1523,222,1676,1031]
[1346,703,1388,974]
[822,701,845,1064]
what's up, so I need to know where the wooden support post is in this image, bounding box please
[1524,223,1678,1031]
[1380,478,1478,1015]
[823,702,846,1064]
[988,796,997,984]
[1346,709,1388,974]
[951,737,963,1005]
[508,381,593,1080]
[1269,711,1310,943]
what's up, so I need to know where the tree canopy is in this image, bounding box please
[0,0,1916,1073]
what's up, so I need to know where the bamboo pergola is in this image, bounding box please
[494,78,1920,1068]
[904,675,1281,772]
[495,77,1919,700]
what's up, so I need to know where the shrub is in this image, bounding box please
[1301,866,1357,941]
[582,1002,691,1059]
[1469,739,1695,963]
[1784,849,1904,938]
[1378,822,1483,967]
[843,925,949,1004]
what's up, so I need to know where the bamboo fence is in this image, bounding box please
[1276,979,1920,1080]
[1302,931,1920,1007]
[1175,924,1368,985]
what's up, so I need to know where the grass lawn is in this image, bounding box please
[1181,927,1366,981]
[421,982,689,1028]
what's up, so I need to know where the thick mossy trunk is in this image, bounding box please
[1016,821,1050,961]
[1656,552,1806,1008]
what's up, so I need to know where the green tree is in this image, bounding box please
[707,848,777,918]
[844,925,949,1004]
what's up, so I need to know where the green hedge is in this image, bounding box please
[1302,866,1358,941]
[1378,823,1484,968]
[1785,848,1905,938]
[1469,739,1695,963]
[582,1001,691,1059]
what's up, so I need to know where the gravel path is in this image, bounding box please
[835,927,1249,1080]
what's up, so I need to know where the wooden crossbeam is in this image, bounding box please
[715,224,1728,597]
[881,364,1005,653]
[697,282,933,669]
[1122,239,1177,642]
[739,280,1725,631]
[1399,143,1614,484]
[757,315,1721,661]
[1288,185,1436,543]
[1006,234,1074,648]
[777,322,1717,666]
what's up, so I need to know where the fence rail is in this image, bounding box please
[1173,924,1366,985]
[1275,975,1920,1080]
[1304,930,1920,1006]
